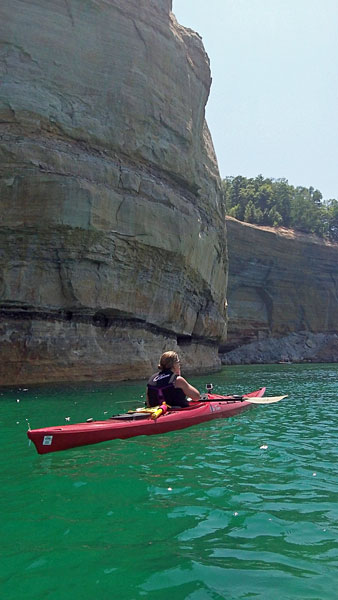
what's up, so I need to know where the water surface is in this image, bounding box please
[1,364,338,599]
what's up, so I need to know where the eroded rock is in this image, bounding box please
[0,0,226,385]
[222,218,338,363]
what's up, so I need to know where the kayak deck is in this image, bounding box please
[27,387,266,454]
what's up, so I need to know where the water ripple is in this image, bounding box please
[2,364,338,599]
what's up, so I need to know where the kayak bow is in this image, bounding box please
[28,387,267,454]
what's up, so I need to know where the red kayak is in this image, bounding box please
[27,387,266,454]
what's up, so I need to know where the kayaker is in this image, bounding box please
[146,351,200,408]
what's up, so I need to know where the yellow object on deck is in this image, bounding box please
[129,402,170,420]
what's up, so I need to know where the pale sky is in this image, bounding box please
[172,0,338,200]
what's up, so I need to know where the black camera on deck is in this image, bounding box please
[206,383,213,391]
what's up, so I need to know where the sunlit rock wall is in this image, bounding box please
[222,217,338,364]
[0,0,227,385]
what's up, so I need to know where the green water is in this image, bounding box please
[1,364,338,600]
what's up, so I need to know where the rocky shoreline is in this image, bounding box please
[220,332,338,365]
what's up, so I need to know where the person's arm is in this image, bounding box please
[174,376,200,400]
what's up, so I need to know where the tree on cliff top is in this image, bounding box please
[223,175,338,242]
[325,199,338,241]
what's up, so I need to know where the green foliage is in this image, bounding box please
[325,199,338,242]
[222,175,338,241]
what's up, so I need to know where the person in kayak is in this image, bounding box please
[146,351,200,408]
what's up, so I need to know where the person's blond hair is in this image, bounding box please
[158,351,179,371]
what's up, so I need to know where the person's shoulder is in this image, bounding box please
[147,371,158,382]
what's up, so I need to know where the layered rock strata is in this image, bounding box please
[222,217,338,364]
[0,0,227,385]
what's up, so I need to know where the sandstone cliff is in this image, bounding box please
[0,0,227,385]
[222,217,338,364]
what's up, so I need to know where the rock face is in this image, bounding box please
[0,0,227,385]
[222,217,338,364]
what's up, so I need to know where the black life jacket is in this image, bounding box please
[147,369,189,408]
